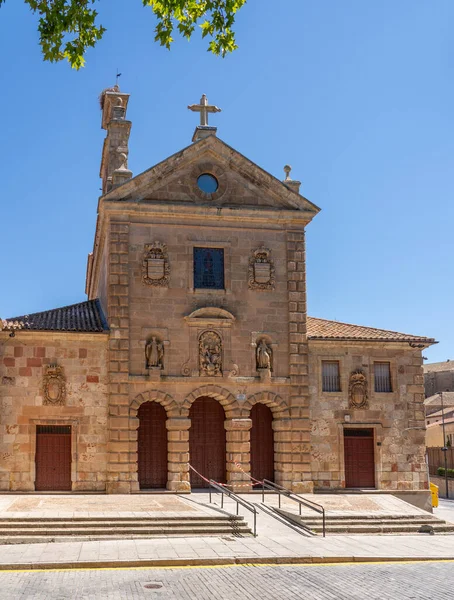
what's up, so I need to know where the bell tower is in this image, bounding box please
[99,85,133,194]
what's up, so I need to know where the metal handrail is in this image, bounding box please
[209,480,257,537]
[262,479,326,537]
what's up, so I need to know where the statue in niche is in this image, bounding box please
[256,339,272,370]
[199,331,222,377]
[145,336,164,369]
[348,369,368,409]
[248,246,275,291]
[142,241,170,287]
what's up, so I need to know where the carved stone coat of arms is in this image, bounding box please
[42,365,66,406]
[142,242,170,287]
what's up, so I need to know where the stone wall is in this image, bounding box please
[0,332,108,491]
[308,341,428,492]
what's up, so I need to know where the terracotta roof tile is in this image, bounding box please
[3,299,108,333]
[307,316,435,344]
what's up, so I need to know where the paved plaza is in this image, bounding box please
[0,494,451,569]
[0,561,453,599]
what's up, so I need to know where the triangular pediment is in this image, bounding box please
[102,135,320,216]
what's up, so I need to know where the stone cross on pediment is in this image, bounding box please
[188,94,221,126]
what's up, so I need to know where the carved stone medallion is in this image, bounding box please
[248,246,275,290]
[199,331,222,377]
[142,242,170,287]
[348,369,368,409]
[42,365,66,406]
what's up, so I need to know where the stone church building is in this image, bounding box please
[0,88,435,503]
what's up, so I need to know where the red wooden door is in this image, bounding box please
[138,402,168,489]
[189,397,226,488]
[250,403,274,483]
[35,425,72,491]
[344,429,375,488]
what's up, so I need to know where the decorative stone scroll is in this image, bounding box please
[248,246,275,290]
[42,365,66,406]
[145,336,164,369]
[199,331,222,377]
[348,369,368,409]
[142,242,170,287]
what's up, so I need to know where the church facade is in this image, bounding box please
[0,88,435,503]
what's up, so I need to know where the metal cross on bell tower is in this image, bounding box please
[188,94,221,126]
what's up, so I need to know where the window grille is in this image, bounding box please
[374,362,392,393]
[193,247,225,289]
[322,361,340,392]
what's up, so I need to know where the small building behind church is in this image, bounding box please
[0,88,435,506]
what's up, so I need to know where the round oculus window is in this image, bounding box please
[197,173,219,194]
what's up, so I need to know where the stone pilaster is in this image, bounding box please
[106,221,131,493]
[166,418,191,492]
[225,418,253,492]
[286,230,313,493]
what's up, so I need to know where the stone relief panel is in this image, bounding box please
[348,369,369,409]
[42,365,66,406]
[248,246,275,290]
[142,241,170,287]
[199,331,222,377]
[145,336,164,369]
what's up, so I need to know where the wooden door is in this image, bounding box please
[138,402,168,489]
[250,403,274,483]
[189,397,226,488]
[35,425,72,491]
[344,429,375,488]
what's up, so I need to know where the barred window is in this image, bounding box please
[374,362,392,393]
[193,247,224,289]
[322,361,340,392]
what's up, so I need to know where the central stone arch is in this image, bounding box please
[182,385,240,418]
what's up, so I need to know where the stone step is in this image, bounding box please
[0,533,246,545]
[0,518,244,528]
[300,518,447,526]
[307,524,454,533]
[0,525,251,536]
[0,516,238,523]
[274,508,454,535]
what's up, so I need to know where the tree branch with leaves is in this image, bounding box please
[0,0,246,69]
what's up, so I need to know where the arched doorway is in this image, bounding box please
[250,403,274,483]
[137,402,167,489]
[189,397,226,488]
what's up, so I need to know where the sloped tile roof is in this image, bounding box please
[307,316,435,344]
[3,299,108,333]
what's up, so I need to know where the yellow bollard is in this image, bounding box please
[430,482,439,508]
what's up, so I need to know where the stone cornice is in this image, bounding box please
[0,330,109,342]
[308,339,434,350]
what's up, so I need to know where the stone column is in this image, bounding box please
[225,418,253,493]
[166,418,191,492]
[106,221,132,494]
[287,230,313,493]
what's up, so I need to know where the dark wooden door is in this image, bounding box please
[344,429,375,488]
[250,403,274,483]
[138,402,168,489]
[35,425,72,491]
[189,397,226,488]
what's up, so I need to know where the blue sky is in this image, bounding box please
[1,0,453,363]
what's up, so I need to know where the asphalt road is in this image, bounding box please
[0,561,452,599]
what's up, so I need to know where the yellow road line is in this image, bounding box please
[0,559,453,574]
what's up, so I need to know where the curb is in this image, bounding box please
[0,556,453,571]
